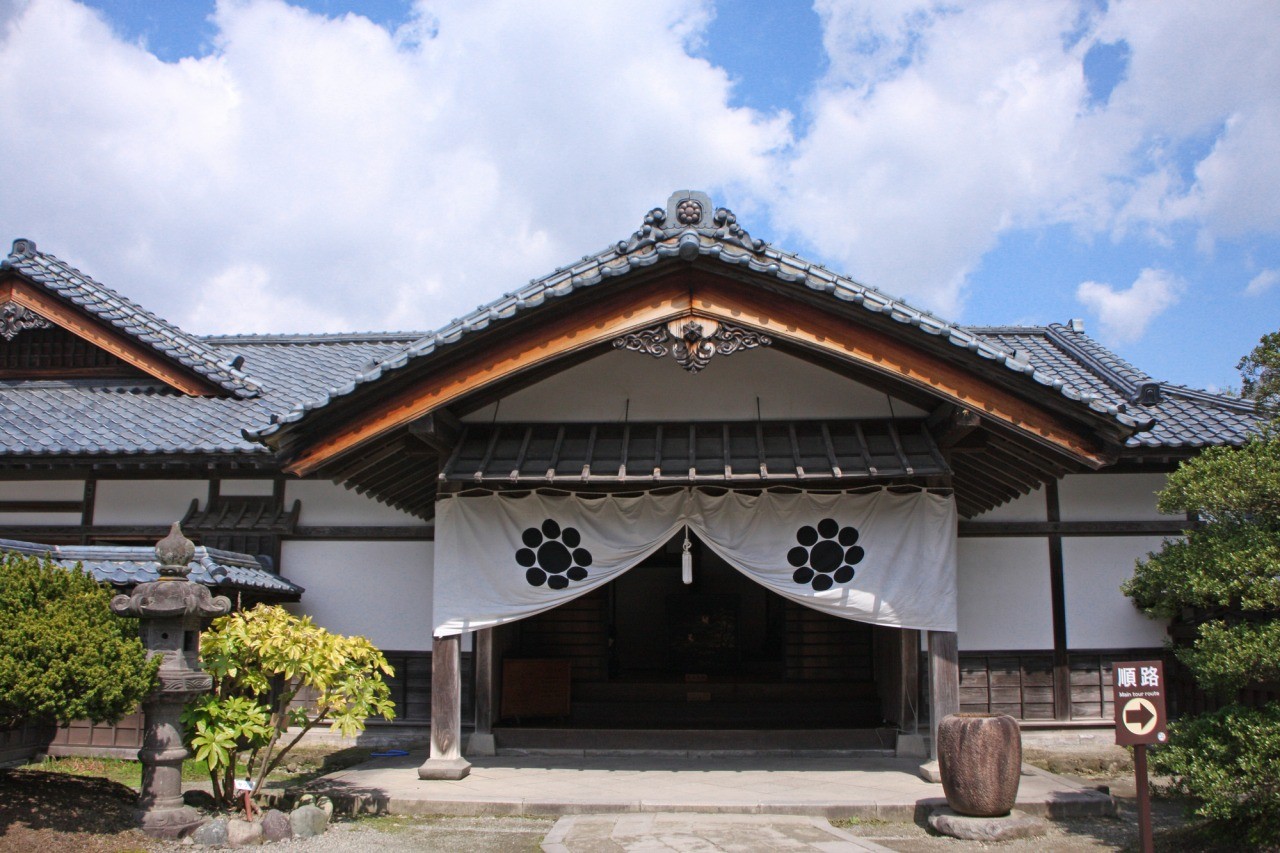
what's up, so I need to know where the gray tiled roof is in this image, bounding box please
[971,325,1258,448]
[3,239,263,398]
[0,538,304,598]
[0,207,1259,462]
[248,198,1162,442]
[0,335,416,457]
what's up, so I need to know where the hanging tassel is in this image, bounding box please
[681,527,693,585]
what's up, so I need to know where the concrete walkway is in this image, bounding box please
[542,813,896,852]
[300,752,1114,822]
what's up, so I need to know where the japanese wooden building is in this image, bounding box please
[0,191,1258,772]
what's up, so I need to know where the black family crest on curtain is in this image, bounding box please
[517,519,594,589]
[433,490,957,637]
[787,518,865,590]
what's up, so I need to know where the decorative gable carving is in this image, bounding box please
[613,317,772,374]
[0,301,53,340]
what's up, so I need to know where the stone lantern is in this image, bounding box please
[111,523,231,839]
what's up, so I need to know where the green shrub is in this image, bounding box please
[1151,704,1280,847]
[1125,330,1280,847]
[183,604,395,805]
[0,551,157,727]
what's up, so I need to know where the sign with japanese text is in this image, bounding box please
[1113,659,1168,746]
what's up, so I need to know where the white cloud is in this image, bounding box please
[771,0,1280,314]
[1075,268,1183,345]
[0,0,1277,339]
[1245,269,1279,297]
[0,0,787,334]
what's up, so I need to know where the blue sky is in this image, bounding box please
[1,0,1277,392]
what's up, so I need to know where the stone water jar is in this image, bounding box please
[936,713,1022,817]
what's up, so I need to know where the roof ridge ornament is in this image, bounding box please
[613,316,772,374]
[615,191,764,256]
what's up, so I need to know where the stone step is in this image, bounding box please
[493,726,899,754]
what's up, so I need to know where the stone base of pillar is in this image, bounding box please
[895,733,927,758]
[418,756,472,780]
[918,760,943,783]
[137,804,205,839]
[466,733,496,757]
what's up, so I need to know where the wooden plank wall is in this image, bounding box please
[1,720,56,764]
[48,711,143,758]
[960,649,1168,721]
[784,601,873,682]
[959,652,1055,720]
[511,588,609,683]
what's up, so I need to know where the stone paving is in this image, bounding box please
[302,752,1115,822]
[542,813,896,852]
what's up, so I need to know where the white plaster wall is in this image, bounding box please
[1058,473,1170,522]
[1063,536,1171,649]
[93,480,208,525]
[462,348,926,423]
[218,479,276,496]
[286,480,425,526]
[0,512,82,526]
[956,538,1053,651]
[972,487,1047,522]
[0,480,84,500]
[283,540,434,651]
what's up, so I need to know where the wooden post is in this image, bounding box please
[417,634,471,780]
[928,630,960,759]
[900,628,920,733]
[466,628,496,756]
[1045,481,1072,721]
[1134,743,1154,853]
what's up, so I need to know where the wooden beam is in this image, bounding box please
[1046,481,1071,721]
[934,408,983,450]
[286,282,693,475]
[687,276,1109,467]
[957,519,1195,537]
[2,280,220,396]
[407,409,462,456]
[0,500,83,513]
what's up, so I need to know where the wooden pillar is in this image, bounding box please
[1045,481,1072,720]
[466,628,496,757]
[417,634,471,780]
[928,630,960,759]
[899,628,920,733]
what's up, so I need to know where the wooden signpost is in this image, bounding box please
[1113,659,1168,853]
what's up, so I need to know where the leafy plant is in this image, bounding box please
[1124,330,1280,845]
[181,604,395,805]
[1150,704,1280,848]
[0,552,156,728]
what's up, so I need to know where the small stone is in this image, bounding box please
[928,807,1050,842]
[191,818,229,847]
[314,795,334,819]
[290,804,329,838]
[227,818,264,847]
[227,818,265,847]
[261,809,293,842]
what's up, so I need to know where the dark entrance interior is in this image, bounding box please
[494,532,892,729]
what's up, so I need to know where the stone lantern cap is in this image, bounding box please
[155,522,196,579]
[109,523,231,620]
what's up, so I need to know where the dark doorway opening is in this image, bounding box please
[495,531,887,729]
